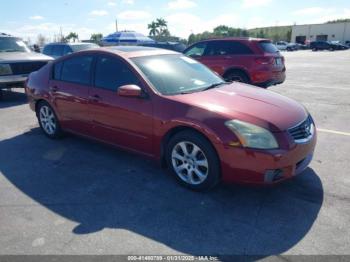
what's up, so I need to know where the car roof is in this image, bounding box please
[45,42,97,46]
[196,37,270,43]
[97,46,178,58]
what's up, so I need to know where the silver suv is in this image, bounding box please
[0,33,53,99]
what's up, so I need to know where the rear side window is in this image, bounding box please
[61,56,93,85]
[184,42,207,57]
[94,55,139,91]
[207,41,253,55]
[43,45,53,55]
[259,41,279,53]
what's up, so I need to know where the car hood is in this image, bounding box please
[0,52,53,63]
[168,83,308,132]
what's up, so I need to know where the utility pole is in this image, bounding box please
[116,19,118,32]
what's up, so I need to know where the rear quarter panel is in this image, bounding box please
[25,62,53,111]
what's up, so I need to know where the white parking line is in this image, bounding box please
[317,128,350,136]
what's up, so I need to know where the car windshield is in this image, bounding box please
[0,37,31,52]
[70,44,99,52]
[260,41,279,53]
[131,54,224,96]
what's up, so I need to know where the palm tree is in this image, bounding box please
[148,22,159,36]
[156,18,167,28]
[66,32,79,43]
[156,18,168,34]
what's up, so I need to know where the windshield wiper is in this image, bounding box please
[201,81,229,91]
[179,82,229,95]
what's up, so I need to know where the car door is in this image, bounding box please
[89,54,154,156]
[49,54,94,135]
[201,40,254,76]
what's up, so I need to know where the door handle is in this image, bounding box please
[50,86,58,92]
[89,94,101,102]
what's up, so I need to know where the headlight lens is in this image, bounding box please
[0,64,12,76]
[225,120,279,149]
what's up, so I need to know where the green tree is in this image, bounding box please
[148,21,159,36]
[90,33,103,44]
[66,32,79,42]
[156,18,168,35]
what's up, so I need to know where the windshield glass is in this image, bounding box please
[70,44,99,52]
[259,41,279,53]
[131,54,224,95]
[0,37,31,52]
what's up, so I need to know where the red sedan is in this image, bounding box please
[25,46,316,191]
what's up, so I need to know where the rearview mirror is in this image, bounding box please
[117,85,143,98]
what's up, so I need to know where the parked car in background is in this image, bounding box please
[42,42,99,59]
[0,33,52,99]
[295,43,309,50]
[275,41,297,51]
[139,41,187,52]
[25,46,316,190]
[310,41,348,51]
[183,38,286,88]
[330,41,349,50]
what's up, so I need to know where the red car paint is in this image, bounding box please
[184,38,286,87]
[26,47,316,185]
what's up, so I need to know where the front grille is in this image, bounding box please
[10,61,48,75]
[288,115,314,143]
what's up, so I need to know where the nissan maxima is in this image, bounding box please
[25,46,317,191]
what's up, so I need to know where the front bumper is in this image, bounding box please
[218,131,317,185]
[0,74,28,88]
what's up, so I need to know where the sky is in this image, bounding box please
[0,0,349,43]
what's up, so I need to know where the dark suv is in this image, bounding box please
[42,42,99,59]
[184,38,286,87]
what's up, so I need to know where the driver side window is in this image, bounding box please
[185,43,207,57]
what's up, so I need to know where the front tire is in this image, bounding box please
[166,130,221,191]
[36,101,62,139]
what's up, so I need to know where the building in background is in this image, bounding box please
[291,22,350,44]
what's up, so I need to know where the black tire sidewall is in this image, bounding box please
[37,101,62,139]
[225,71,249,84]
[165,131,221,191]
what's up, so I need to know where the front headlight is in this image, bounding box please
[0,64,12,76]
[225,120,279,149]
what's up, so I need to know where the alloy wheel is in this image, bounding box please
[39,105,57,135]
[171,141,209,185]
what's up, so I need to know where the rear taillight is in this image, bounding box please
[255,57,274,65]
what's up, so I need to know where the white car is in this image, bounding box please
[275,41,297,51]
[0,33,53,99]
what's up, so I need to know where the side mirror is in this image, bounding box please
[117,85,143,98]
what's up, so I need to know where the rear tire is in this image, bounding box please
[36,101,63,139]
[224,70,250,84]
[166,130,221,191]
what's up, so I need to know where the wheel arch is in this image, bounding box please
[160,125,221,169]
[223,67,251,83]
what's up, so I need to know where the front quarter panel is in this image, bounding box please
[152,96,240,158]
